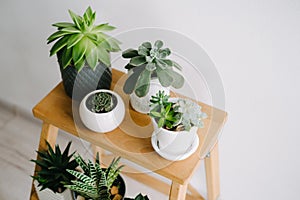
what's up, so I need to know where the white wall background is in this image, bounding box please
[1,0,300,199]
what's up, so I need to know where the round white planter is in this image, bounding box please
[152,118,198,156]
[34,180,74,200]
[130,78,169,114]
[79,89,125,133]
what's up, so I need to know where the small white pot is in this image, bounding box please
[79,89,125,133]
[152,119,198,156]
[130,78,170,114]
[34,180,74,200]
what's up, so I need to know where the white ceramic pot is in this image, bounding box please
[34,180,74,200]
[130,78,170,114]
[79,89,125,133]
[152,119,198,156]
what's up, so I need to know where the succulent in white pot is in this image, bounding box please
[30,141,78,200]
[79,89,125,132]
[149,91,207,160]
[122,40,184,114]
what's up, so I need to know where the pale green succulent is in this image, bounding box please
[175,99,208,131]
[122,40,184,97]
[47,6,121,71]
[149,91,207,131]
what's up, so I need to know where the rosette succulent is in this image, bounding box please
[86,92,116,113]
[122,40,184,97]
[149,91,207,131]
[47,6,121,71]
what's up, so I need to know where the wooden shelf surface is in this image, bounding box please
[32,68,227,186]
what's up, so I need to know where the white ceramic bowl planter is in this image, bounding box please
[34,180,74,200]
[130,79,170,114]
[79,89,125,133]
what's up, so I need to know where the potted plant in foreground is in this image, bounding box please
[47,6,121,100]
[65,154,125,200]
[149,91,207,161]
[30,141,78,200]
[79,89,125,133]
[122,40,184,113]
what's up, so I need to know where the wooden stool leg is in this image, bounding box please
[204,143,220,200]
[30,122,59,200]
[169,181,188,200]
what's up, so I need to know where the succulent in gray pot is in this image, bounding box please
[47,6,121,100]
[122,40,184,114]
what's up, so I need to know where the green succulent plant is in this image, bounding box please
[47,6,121,72]
[122,40,184,97]
[149,91,207,131]
[30,141,78,193]
[65,154,124,200]
[124,193,150,200]
[86,92,115,113]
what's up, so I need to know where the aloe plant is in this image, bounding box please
[65,154,124,200]
[47,6,121,71]
[86,92,115,113]
[122,40,184,97]
[30,141,78,193]
[149,91,207,131]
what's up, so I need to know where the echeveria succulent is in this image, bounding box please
[122,40,184,97]
[149,91,207,131]
[47,6,121,71]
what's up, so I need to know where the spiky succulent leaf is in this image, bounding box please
[30,141,78,193]
[66,154,121,200]
[48,6,120,72]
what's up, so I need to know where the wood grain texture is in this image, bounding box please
[32,68,227,185]
[169,181,188,200]
[205,144,220,200]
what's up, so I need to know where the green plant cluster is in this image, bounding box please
[125,193,150,200]
[149,91,207,131]
[122,40,184,97]
[87,92,115,113]
[47,6,121,71]
[65,154,123,200]
[31,141,78,193]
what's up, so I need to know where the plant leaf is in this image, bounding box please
[130,56,147,66]
[52,22,75,28]
[168,69,184,88]
[68,10,82,29]
[93,23,116,32]
[49,36,70,56]
[61,47,72,69]
[156,64,173,87]
[97,47,110,66]
[122,49,139,58]
[123,65,145,94]
[72,39,87,65]
[47,31,72,44]
[154,40,163,49]
[67,34,83,49]
[135,69,151,97]
[61,26,81,33]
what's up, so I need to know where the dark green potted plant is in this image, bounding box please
[122,40,184,113]
[30,141,78,200]
[65,154,125,200]
[47,6,121,100]
[124,193,149,200]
